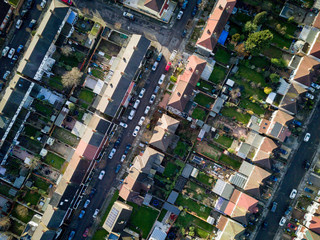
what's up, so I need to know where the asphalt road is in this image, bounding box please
[0,0,44,81]
[256,105,320,240]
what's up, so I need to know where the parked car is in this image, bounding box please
[133,99,140,109]
[311,82,320,89]
[304,160,311,170]
[120,154,126,162]
[79,210,85,219]
[115,164,121,173]
[177,10,183,20]
[289,189,297,199]
[158,74,165,85]
[139,88,146,98]
[16,19,23,29]
[119,122,128,128]
[149,94,156,104]
[61,0,72,5]
[98,170,105,180]
[165,62,172,71]
[152,61,159,71]
[181,1,188,10]
[262,222,268,230]
[89,188,96,198]
[292,120,302,127]
[26,0,34,9]
[114,138,121,148]
[8,48,15,59]
[11,55,18,64]
[279,217,286,226]
[40,0,46,8]
[68,231,75,240]
[132,126,140,137]
[83,228,89,237]
[123,12,135,21]
[138,116,145,126]
[308,87,315,93]
[191,6,198,16]
[306,93,314,100]
[181,29,187,38]
[304,187,314,194]
[108,148,117,159]
[128,109,136,120]
[83,199,90,208]
[154,86,160,94]
[3,71,10,80]
[271,202,277,212]
[285,206,292,216]
[20,9,28,19]
[28,19,36,29]
[144,106,151,115]
[279,148,287,155]
[156,53,163,62]
[124,144,131,154]
[288,223,297,230]
[304,133,311,142]
[93,209,99,218]
[2,46,9,57]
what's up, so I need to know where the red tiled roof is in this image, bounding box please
[293,56,320,87]
[259,119,270,134]
[313,12,320,29]
[310,216,320,235]
[309,33,320,59]
[225,201,236,216]
[236,192,259,213]
[260,137,277,153]
[196,0,236,51]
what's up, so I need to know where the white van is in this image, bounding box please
[128,109,136,120]
[133,99,140,109]
[158,74,165,85]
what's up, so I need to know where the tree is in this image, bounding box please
[61,67,83,88]
[232,33,241,43]
[288,16,295,23]
[15,205,28,218]
[253,11,267,25]
[270,73,280,83]
[264,87,272,94]
[61,45,72,56]
[244,21,258,33]
[245,30,273,55]
[0,216,11,231]
[271,58,287,68]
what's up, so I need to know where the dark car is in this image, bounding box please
[285,206,292,216]
[304,160,311,170]
[196,0,202,5]
[68,231,75,240]
[191,6,198,16]
[89,188,96,198]
[16,45,24,53]
[10,55,18,64]
[279,148,287,155]
[115,164,121,173]
[262,222,268,230]
[124,144,131,154]
[181,29,187,38]
[28,19,36,29]
[83,228,89,237]
[145,49,153,59]
[114,137,122,148]
[26,0,34,9]
[20,9,29,19]
[292,120,302,127]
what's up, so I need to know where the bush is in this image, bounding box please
[271,58,287,68]
[270,73,280,83]
[245,30,273,55]
[264,87,272,94]
[253,11,267,25]
[244,21,258,33]
[170,76,177,82]
[232,33,241,43]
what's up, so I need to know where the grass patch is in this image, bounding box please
[92,229,108,240]
[0,183,11,197]
[263,45,283,58]
[33,176,50,192]
[233,76,267,100]
[48,76,63,91]
[239,98,265,115]
[270,29,293,49]
[60,54,80,67]
[23,190,41,206]
[158,209,167,222]
[174,141,189,158]
[11,204,35,223]
[34,101,54,117]
[175,194,211,219]
[91,68,104,80]
[100,190,119,227]
[221,106,251,124]
[191,107,206,121]
[163,162,180,178]
[79,88,95,103]
[44,152,65,170]
[9,220,24,236]
[90,23,101,36]
[175,212,215,232]
[249,56,269,68]
[214,135,233,148]
[198,80,213,93]
[52,127,79,147]
[266,17,297,39]
[128,203,158,239]
[194,93,214,108]
[238,64,266,86]
[209,65,227,84]
[219,154,241,170]
[196,171,215,187]
[214,47,231,65]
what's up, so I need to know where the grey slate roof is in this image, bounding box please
[167,191,179,204]
[181,164,193,178]
[163,202,181,215]
[270,122,282,137]
[212,97,224,114]
[230,173,248,189]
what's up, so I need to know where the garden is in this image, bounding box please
[196,141,222,161]
[213,134,233,148]
[239,98,266,115]
[191,106,207,121]
[221,106,251,124]
[196,171,216,188]
[31,175,50,193]
[33,100,54,118]
[218,154,242,170]
[197,80,214,93]
[11,204,35,223]
[173,141,189,158]
[209,65,227,84]
[21,190,41,206]
[9,219,25,236]
[43,151,66,170]
[52,127,80,147]
[175,194,212,219]
[214,47,232,65]
[194,93,214,108]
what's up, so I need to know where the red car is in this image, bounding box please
[61,0,72,5]
[165,62,172,71]
[83,228,89,237]
[287,223,297,230]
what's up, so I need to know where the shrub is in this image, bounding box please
[253,11,267,25]
[264,87,272,94]
[270,73,280,83]
[271,58,287,68]
[232,33,241,43]
[170,76,177,82]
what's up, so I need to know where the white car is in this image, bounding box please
[304,133,311,142]
[8,48,15,59]
[133,99,140,109]
[311,82,320,89]
[132,126,140,137]
[289,189,297,199]
[139,88,146,98]
[120,154,126,162]
[16,19,23,29]
[128,109,136,120]
[119,122,128,128]
[149,94,156,104]
[3,71,10,80]
[306,93,314,100]
[93,209,99,218]
[83,199,90,208]
[158,74,165,85]
[177,11,183,20]
[138,116,145,126]
[152,62,158,71]
[98,170,105,180]
[279,216,286,226]
[2,46,9,57]
[108,148,116,159]
[40,0,46,8]
[144,106,150,115]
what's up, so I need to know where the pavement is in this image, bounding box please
[0,0,44,81]
[255,101,320,240]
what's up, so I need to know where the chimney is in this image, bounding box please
[219,4,223,9]
[207,29,211,35]
[189,67,193,72]
[195,70,199,75]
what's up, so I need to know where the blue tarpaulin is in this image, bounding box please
[218,30,229,45]
[66,11,77,25]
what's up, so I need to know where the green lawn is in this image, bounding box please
[214,47,231,65]
[198,80,213,93]
[48,76,63,91]
[266,17,297,38]
[233,76,267,100]
[209,65,227,84]
[11,204,35,223]
[9,220,24,236]
[0,183,11,197]
[158,209,168,222]
[79,88,95,103]
[219,154,241,170]
[249,56,269,68]
[92,229,108,240]
[263,45,283,58]
[221,106,251,124]
[175,194,212,219]
[270,29,293,49]
[174,141,188,158]
[175,212,216,232]
[52,127,80,147]
[23,190,41,206]
[34,101,54,117]
[214,135,233,148]
[238,64,266,86]
[239,98,265,115]
[163,162,180,178]
[191,107,207,121]
[194,93,214,108]
[33,176,50,192]
[128,203,159,239]
[100,190,119,227]
[91,68,105,80]
[44,152,65,170]
[196,171,215,187]
[90,23,101,36]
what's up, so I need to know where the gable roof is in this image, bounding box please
[196,0,236,51]
[157,114,179,133]
[309,33,320,59]
[292,56,320,87]
[133,147,164,173]
[217,216,245,240]
[144,0,165,12]
[252,150,271,169]
[259,137,277,153]
[244,165,271,198]
[272,110,294,126]
[167,81,193,112]
[280,83,307,114]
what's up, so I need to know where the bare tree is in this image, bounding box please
[0,216,11,232]
[61,67,83,88]
[15,205,28,219]
[61,45,72,56]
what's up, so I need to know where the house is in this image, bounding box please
[196,0,237,56]
[252,137,278,169]
[102,201,133,233]
[216,215,245,240]
[133,147,165,174]
[149,226,167,240]
[236,131,264,160]
[18,0,76,81]
[279,82,307,115]
[295,226,320,240]
[93,35,150,118]
[258,110,294,142]
[149,114,179,152]
[167,55,207,113]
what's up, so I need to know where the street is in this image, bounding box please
[0,0,44,80]
[256,105,320,240]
